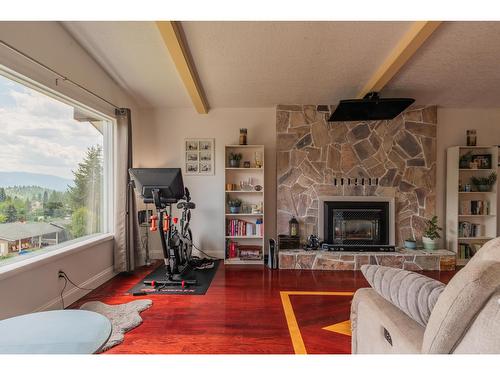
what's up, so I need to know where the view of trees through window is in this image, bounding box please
[0,71,107,265]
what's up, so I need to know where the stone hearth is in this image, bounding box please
[279,249,455,271]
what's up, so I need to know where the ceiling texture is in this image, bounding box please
[63,21,500,109]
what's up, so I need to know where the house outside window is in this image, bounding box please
[0,66,113,267]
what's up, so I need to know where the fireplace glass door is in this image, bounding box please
[324,201,389,246]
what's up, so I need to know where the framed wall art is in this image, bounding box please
[184,138,215,175]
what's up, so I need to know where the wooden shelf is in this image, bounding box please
[459,168,495,171]
[456,258,470,266]
[225,235,263,239]
[225,144,265,265]
[458,214,496,217]
[224,258,263,265]
[225,145,264,148]
[225,167,264,170]
[458,236,494,240]
[447,145,498,263]
[226,213,263,217]
[459,191,494,194]
[225,190,264,193]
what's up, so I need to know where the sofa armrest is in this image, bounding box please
[351,288,424,354]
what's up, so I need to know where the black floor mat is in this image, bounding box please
[127,260,220,295]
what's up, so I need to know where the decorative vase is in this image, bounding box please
[229,159,240,168]
[404,240,417,249]
[229,206,240,214]
[422,236,439,250]
[477,184,491,192]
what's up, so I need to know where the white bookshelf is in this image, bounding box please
[224,145,265,265]
[446,146,498,265]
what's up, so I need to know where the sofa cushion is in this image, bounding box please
[422,260,500,353]
[360,265,445,327]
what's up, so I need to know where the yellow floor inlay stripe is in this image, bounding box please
[322,320,352,336]
[280,291,307,354]
[280,291,354,354]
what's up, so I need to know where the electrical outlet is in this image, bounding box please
[58,270,65,279]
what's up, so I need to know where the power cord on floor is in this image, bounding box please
[58,270,94,310]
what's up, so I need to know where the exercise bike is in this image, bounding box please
[129,168,197,289]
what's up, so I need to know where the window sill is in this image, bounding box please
[0,233,114,282]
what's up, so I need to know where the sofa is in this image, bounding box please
[351,237,500,354]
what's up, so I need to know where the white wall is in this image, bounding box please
[0,22,139,318]
[134,107,276,259]
[437,108,500,236]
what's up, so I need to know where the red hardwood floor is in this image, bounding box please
[71,263,455,354]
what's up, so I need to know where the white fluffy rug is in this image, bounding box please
[80,299,152,352]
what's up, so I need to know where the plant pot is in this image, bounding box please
[229,206,240,214]
[404,240,417,249]
[422,236,439,250]
[229,159,240,168]
[477,184,491,192]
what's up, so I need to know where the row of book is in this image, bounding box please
[226,241,262,259]
[457,243,482,260]
[459,200,491,215]
[458,221,483,238]
[226,218,263,237]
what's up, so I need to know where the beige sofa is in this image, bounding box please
[351,237,500,354]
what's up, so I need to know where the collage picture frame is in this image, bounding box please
[185,138,215,175]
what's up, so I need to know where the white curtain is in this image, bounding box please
[114,108,141,272]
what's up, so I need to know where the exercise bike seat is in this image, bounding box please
[177,201,196,210]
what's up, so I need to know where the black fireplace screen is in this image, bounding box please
[324,201,389,246]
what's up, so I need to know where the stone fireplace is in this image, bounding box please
[319,196,395,250]
[276,104,437,247]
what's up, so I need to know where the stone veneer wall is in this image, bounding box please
[276,104,437,246]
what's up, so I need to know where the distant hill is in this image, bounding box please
[0,172,73,191]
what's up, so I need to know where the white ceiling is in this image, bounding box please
[383,21,500,107]
[63,21,500,109]
[62,21,191,108]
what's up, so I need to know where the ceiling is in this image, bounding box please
[63,21,500,109]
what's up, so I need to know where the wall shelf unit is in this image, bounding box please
[446,146,498,266]
[224,145,265,265]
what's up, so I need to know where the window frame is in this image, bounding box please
[0,64,115,275]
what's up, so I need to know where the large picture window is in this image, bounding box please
[0,67,113,267]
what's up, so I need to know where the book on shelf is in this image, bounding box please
[457,242,482,260]
[225,241,262,260]
[458,221,484,238]
[459,200,490,215]
[226,218,264,237]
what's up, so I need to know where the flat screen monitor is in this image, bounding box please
[129,168,185,204]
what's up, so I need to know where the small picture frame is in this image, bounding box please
[200,163,212,173]
[184,138,215,175]
[471,154,492,169]
[186,163,199,173]
[186,140,198,151]
[200,152,211,161]
[186,152,198,162]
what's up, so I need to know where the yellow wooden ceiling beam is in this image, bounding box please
[156,21,209,114]
[357,21,442,99]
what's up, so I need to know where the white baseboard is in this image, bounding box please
[35,265,117,312]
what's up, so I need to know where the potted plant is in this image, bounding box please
[228,198,242,214]
[229,153,242,168]
[459,151,473,169]
[471,172,497,192]
[422,215,442,250]
[404,237,417,249]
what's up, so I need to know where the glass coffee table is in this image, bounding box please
[0,310,112,354]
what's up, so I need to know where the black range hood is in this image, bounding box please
[328,92,414,122]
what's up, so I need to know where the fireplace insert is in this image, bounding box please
[322,201,394,251]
